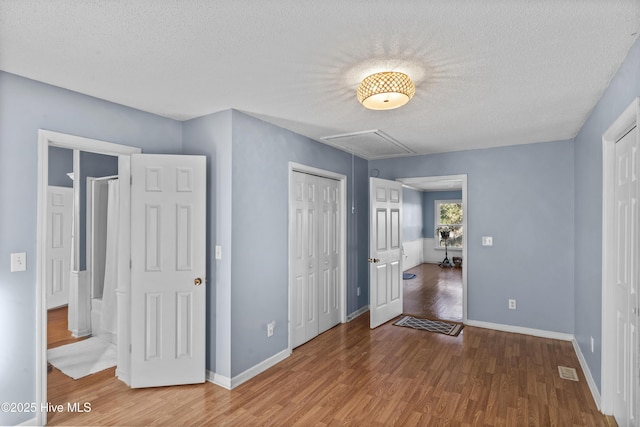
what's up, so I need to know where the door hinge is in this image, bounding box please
[130,175,133,185]
[130,259,132,269]
[129,344,132,353]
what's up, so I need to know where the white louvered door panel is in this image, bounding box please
[130,154,206,388]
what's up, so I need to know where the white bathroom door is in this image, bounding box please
[46,186,73,309]
[130,154,206,388]
[369,177,403,329]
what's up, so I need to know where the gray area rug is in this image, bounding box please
[394,316,463,336]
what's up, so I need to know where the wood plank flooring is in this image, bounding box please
[403,263,463,322]
[48,306,86,349]
[47,308,614,426]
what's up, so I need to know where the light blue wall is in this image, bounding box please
[48,146,73,187]
[371,140,575,333]
[402,187,423,241]
[423,190,463,238]
[0,71,182,426]
[181,110,233,378]
[230,110,369,377]
[574,37,640,391]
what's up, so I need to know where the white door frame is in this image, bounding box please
[288,162,347,351]
[396,174,468,323]
[36,130,140,426]
[602,97,640,415]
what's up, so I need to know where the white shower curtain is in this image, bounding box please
[101,179,119,335]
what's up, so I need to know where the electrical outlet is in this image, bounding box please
[267,321,275,337]
[215,245,222,260]
[357,287,361,296]
[591,336,595,353]
[508,299,516,310]
[10,252,26,272]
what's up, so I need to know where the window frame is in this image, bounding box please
[434,199,463,249]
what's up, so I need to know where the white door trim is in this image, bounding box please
[288,162,347,352]
[601,97,640,415]
[396,174,468,323]
[36,130,140,426]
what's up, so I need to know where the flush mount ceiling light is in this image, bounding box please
[357,71,416,110]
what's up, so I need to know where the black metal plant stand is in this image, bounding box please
[439,229,454,268]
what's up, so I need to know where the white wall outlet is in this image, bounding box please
[215,245,222,260]
[591,336,594,353]
[10,252,26,272]
[267,321,275,337]
[482,236,493,246]
[357,287,361,297]
[508,299,516,310]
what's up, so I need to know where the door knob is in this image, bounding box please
[367,258,380,263]
[194,277,202,286]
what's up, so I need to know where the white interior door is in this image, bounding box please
[130,154,206,388]
[614,126,639,427]
[46,186,73,309]
[290,171,341,348]
[291,171,319,347]
[369,177,403,329]
[318,176,340,334]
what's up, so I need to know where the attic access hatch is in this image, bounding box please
[321,129,415,160]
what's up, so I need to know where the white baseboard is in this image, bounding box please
[347,305,369,321]
[207,370,232,390]
[465,319,574,341]
[207,348,291,390]
[572,338,601,410]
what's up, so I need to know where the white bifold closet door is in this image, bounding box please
[291,171,340,348]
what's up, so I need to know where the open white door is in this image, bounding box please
[369,177,403,329]
[46,186,73,309]
[613,127,639,427]
[130,154,206,388]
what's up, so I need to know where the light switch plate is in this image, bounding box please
[482,236,493,246]
[11,252,26,272]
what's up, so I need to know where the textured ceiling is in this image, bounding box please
[1,1,639,158]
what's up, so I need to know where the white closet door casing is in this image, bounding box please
[369,177,403,329]
[130,154,206,388]
[46,186,73,309]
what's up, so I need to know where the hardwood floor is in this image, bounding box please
[46,309,614,426]
[47,306,87,349]
[403,263,463,322]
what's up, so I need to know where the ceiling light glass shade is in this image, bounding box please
[357,71,416,110]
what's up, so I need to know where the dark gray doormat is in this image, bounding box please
[394,316,463,336]
[402,273,416,279]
